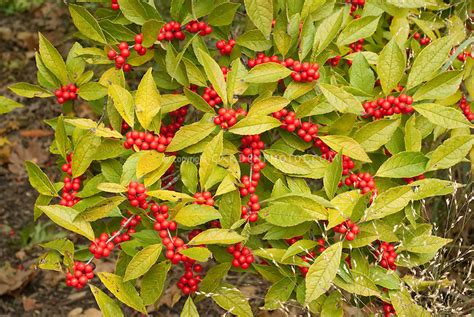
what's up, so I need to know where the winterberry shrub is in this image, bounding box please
[2,0,474,316]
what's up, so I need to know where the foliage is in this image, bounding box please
[3,0,474,315]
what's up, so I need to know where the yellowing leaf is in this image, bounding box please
[319,83,364,114]
[98,272,146,314]
[166,122,217,152]
[109,84,135,128]
[135,68,161,129]
[123,244,162,281]
[90,285,124,317]
[319,135,371,162]
[174,204,221,226]
[189,229,244,245]
[38,205,95,241]
[245,62,292,83]
[199,131,223,189]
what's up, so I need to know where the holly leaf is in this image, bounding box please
[263,149,312,175]
[38,33,68,84]
[38,205,95,241]
[123,244,162,281]
[319,135,371,162]
[212,283,253,317]
[426,135,474,171]
[353,119,400,152]
[89,285,124,317]
[197,48,227,105]
[179,247,212,262]
[337,16,380,46]
[363,186,413,221]
[413,103,472,129]
[109,84,135,128]
[181,296,199,317]
[188,229,244,245]
[324,152,343,199]
[135,68,161,130]
[261,203,319,227]
[174,204,221,227]
[245,63,292,83]
[319,83,364,114]
[0,96,23,114]
[244,0,273,37]
[376,152,428,178]
[25,161,58,196]
[229,116,281,135]
[377,38,405,95]
[141,261,171,306]
[166,122,217,152]
[69,4,107,44]
[413,71,464,101]
[200,131,223,189]
[98,272,146,314]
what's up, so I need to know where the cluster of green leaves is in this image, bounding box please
[3,0,474,316]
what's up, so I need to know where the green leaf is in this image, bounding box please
[97,182,127,193]
[324,152,343,199]
[263,278,296,310]
[69,4,106,44]
[305,242,343,304]
[183,87,215,113]
[377,38,405,95]
[135,68,161,130]
[376,152,428,178]
[413,103,472,129]
[208,3,241,26]
[219,190,242,229]
[189,229,244,245]
[426,136,474,171]
[236,30,272,51]
[81,196,126,222]
[141,261,171,305]
[261,203,318,227]
[363,186,413,221]
[319,83,364,114]
[9,82,53,98]
[312,8,344,55]
[72,132,101,178]
[90,285,124,317]
[98,272,146,314]
[404,116,422,152]
[321,292,343,317]
[136,151,164,179]
[200,131,223,189]
[147,190,194,202]
[244,0,273,37]
[337,16,380,46]
[197,48,227,105]
[144,155,175,187]
[109,84,135,128]
[180,160,198,193]
[389,289,431,317]
[387,0,432,8]
[0,96,22,114]
[197,263,232,299]
[282,239,318,261]
[179,247,212,262]
[123,244,162,281]
[245,63,292,83]
[166,122,216,152]
[353,119,400,152]
[212,284,253,317]
[38,33,68,84]
[174,204,221,226]
[117,0,160,25]
[77,82,108,101]
[319,135,371,162]
[406,36,454,89]
[25,161,58,196]
[263,149,312,175]
[228,116,281,135]
[248,96,290,117]
[38,205,95,241]
[413,71,464,101]
[181,297,199,317]
[402,235,451,254]
[141,19,164,47]
[350,53,375,95]
[283,81,317,101]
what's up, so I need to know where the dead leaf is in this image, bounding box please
[158,284,181,309]
[22,296,41,312]
[41,270,64,287]
[15,250,26,260]
[0,262,36,295]
[8,140,49,176]
[20,129,53,138]
[68,307,102,317]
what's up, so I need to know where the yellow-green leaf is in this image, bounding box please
[123,244,162,281]
[98,272,146,314]
[38,205,95,241]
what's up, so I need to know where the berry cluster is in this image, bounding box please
[60,153,81,207]
[450,48,472,62]
[216,39,236,55]
[213,108,247,129]
[404,174,425,184]
[227,243,254,269]
[193,191,214,206]
[349,39,364,52]
[375,241,398,270]
[346,0,365,14]
[286,60,320,83]
[107,42,133,72]
[298,251,315,276]
[177,263,202,295]
[314,139,355,175]
[327,55,342,67]
[458,96,474,121]
[316,238,326,253]
[89,233,115,259]
[333,220,360,241]
[363,94,414,119]
[123,131,171,153]
[239,135,266,222]
[285,236,303,245]
[296,121,319,143]
[110,0,119,10]
[202,87,223,107]
[54,84,78,105]
[241,194,261,223]
[382,302,396,317]
[121,121,130,134]
[343,172,377,195]
[66,262,94,289]
[247,53,281,68]
[186,20,212,36]
[272,109,301,132]
[132,33,147,56]
[221,66,229,80]
[413,32,431,46]
[127,182,148,209]
[158,21,185,41]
